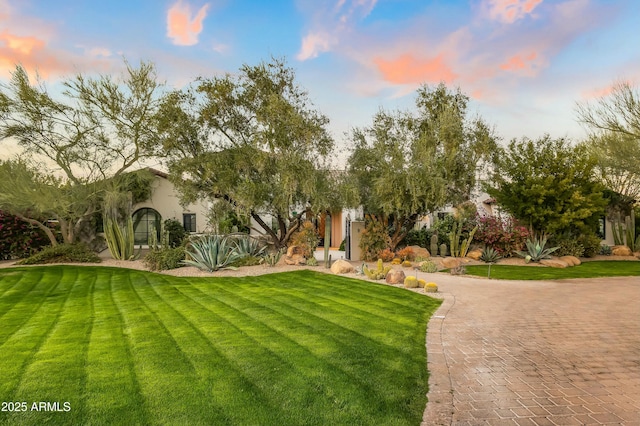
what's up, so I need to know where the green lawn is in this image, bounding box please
[465,260,640,280]
[0,266,441,426]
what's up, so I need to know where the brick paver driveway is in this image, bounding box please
[423,274,640,425]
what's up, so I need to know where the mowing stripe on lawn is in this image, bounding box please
[131,272,274,424]
[0,269,34,300]
[177,274,435,424]
[84,268,149,425]
[0,269,53,337]
[6,268,94,425]
[187,278,425,411]
[109,269,221,425]
[0,267,73,402]
[0,266,439,426]
[171,279,394,425]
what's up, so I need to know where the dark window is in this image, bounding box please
[183,213,196,233]
[597,217,606,240]
[132,208,162,245]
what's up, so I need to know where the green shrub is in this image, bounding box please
[599,244,612,255]
[339,239,345,251]
[553,233,585,258]
[164,219,186,248]
[143,246,185,271]
[230,255,263,267]
[577,233,602,258]
[18,243,100,265]
[306,257,318,266]
[401,227,433,248]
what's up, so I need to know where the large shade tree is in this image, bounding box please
[347,83,497,249]
[485,135,607,235]
[0,61,163,245]
[157,58,343,248]
[577,82,640,202]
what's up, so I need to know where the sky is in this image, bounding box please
[1,0,639,159]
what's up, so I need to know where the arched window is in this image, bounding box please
[132,208,161,245]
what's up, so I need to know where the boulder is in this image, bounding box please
[560,255,581,266]
[330,259,354,274]
[284,254,307,265]
[466,249,483,260]
[408,245,430,259]
[612,245,633,256]
[287,245,306,257]
[441,257,462,269]
[385,269,406,284]
[540,258,569,268]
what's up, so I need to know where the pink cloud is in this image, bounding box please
[167,1,210,46]
[0,3,114,80]
[297,0,377,61]
[297,32,332,61]
[499,51,543,76]
[485,0,544,23]
[373,54,458,85]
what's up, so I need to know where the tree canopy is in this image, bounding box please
[157,58,343,248]
[0,61,162,245]
[347,83,496,249]
[485,135,607,235]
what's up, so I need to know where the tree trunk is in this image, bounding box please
[13,213,58,247]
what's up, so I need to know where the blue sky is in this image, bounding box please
[1,0,639,155]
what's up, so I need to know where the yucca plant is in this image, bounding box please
[182,235,242,272]
[479,247,502,263]
[516,233,559,262]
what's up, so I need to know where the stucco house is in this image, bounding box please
[131,168,211,245]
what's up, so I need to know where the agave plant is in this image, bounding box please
[516,234,558,262]
[182,235,243,272]
[479,247,502,263]
[234,235,267,258]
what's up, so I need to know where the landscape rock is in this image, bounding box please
[612,245,633,256]
[284,254,306,265]
[330,259,354,274]
[540,258,569,268]
[287,245,306,257]
[466,249,483,260]
[560,255,581,266]
[385,269,406,284]
[440,257,462,269]
[408,245,430,259]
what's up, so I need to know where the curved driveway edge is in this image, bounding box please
[422,274,640,425]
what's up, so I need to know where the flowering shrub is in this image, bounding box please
[378,248,395,262]
[0,211,50,260]
[396,246,416,261]
[473,215,529,257]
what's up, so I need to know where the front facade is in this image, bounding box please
[131,169,210,245]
